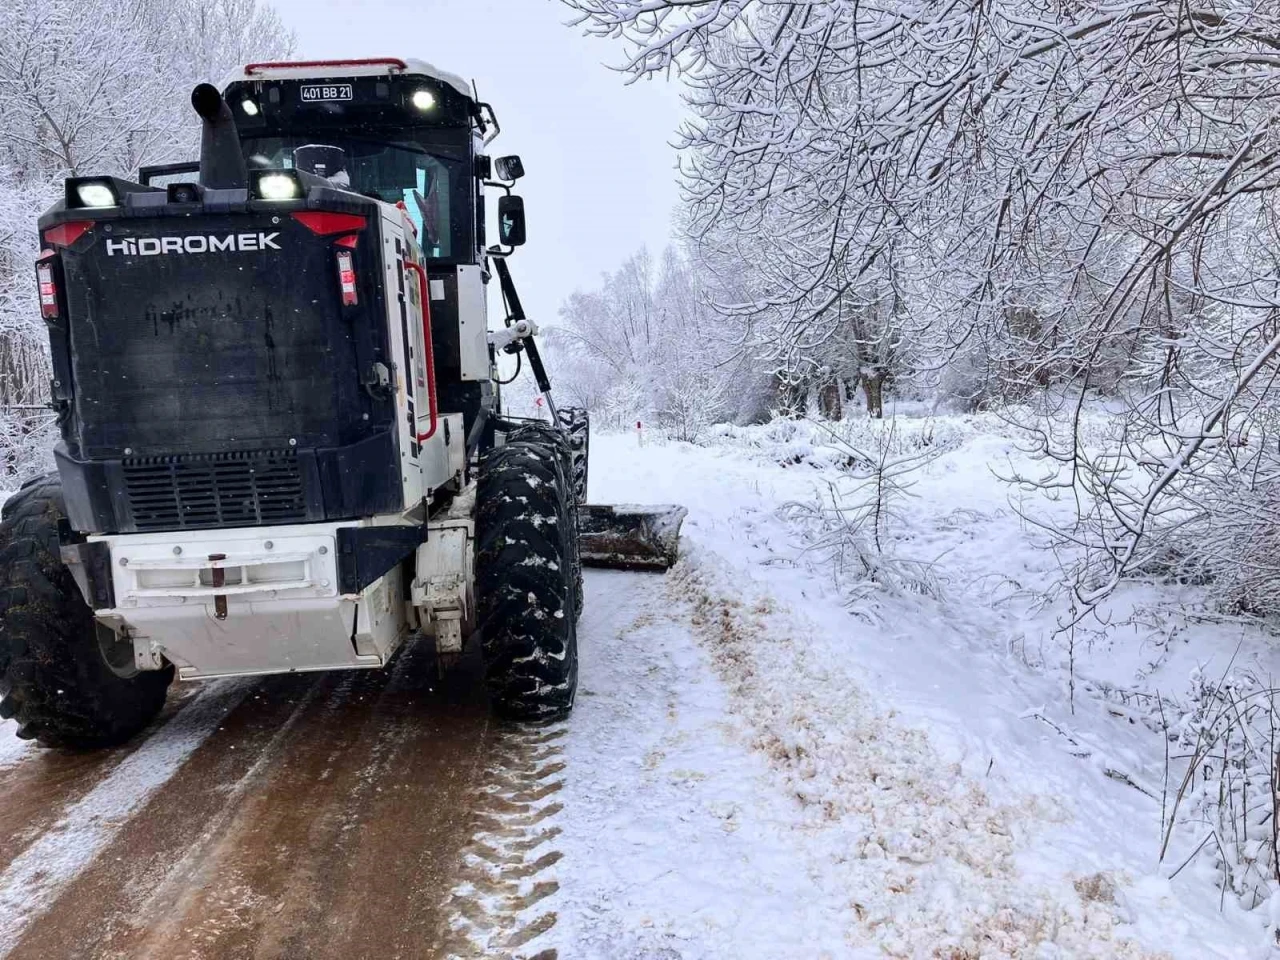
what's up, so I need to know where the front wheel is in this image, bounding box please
[558,407,590,503]
[474,427,580,721]
[0,474,173,748]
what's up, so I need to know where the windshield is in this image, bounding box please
[242,133,470,260]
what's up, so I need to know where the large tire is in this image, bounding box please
[475,426,580,721]
[0,474,173,748]
[507,421,584,618]
[557,407,590,503]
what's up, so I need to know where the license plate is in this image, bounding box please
[300,84,353,103]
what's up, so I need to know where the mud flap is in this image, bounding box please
[578,504,688,572]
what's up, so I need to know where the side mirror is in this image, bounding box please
[494,155,525,182]
[498,195,527,246]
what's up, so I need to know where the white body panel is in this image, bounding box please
[91,491,480,679]
[419,413,466,490]
[381,206,426,506]
[93,522,407,679]
[379,205,464,499]
[456,264,490,381]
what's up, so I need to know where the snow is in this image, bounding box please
[0,418,1273,956]
[546,569,850,957]
[0,679,251,954]
[0,723,34,770]
[524,422,1265,958]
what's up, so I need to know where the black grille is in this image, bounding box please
[123,450,307,531]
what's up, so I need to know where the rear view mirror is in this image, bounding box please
[495,155,525,182]
[498,195,527,247]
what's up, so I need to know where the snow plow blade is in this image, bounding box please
[578,504,688,572]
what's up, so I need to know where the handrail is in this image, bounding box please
[402,261,439,443]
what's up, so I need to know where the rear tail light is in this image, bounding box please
[36,253,58,319]
[291,211,366,306]
[291,211,366,235]
[336,250,358,306]
[42,220,94,248]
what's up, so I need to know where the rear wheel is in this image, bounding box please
[0,474,173,748]
[475,427,580,721]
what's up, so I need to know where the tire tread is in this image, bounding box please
[0,474,172,749]
[475,426,582,721]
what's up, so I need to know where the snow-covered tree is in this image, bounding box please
[0,0,293,480]
[566,0,1280,614]
[553,246,769,438]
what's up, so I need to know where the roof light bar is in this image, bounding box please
[244,58,408,75]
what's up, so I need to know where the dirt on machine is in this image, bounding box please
[1,57,684,749]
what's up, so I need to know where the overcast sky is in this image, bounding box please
[263,0,687,325]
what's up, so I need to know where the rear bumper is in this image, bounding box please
[89,522,408,680]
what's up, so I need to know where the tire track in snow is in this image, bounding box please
[0,685,205,879]
[10,638,503,960]
[541,568,853,958]
[443,724,566,960]
[0,743,123,878]
[668,548,1167,959]
[109,672,332,958]
[0,679,252,956]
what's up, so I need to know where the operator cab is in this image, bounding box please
[222,60,484,263]
[210,58,518,461]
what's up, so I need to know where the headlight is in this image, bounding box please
[241,99,260,117]
[255,172,301,201]
[75,182,118,208]
[412,89,436,111]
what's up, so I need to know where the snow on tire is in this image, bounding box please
[476,427,581,721]
[0,473,173,748]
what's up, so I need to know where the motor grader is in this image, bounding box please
[0,58,684,748]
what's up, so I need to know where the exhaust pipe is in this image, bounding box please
[191,83,248,190]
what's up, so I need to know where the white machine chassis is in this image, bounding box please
[91,504,475,681]
[69,73,493,685]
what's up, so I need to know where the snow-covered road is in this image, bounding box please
[0,427,1261,958]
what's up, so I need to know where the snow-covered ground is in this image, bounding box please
[0,414,1272,958]
[529,419,1267,958]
